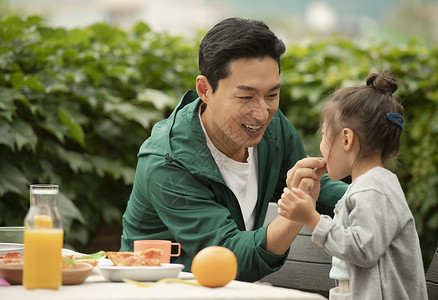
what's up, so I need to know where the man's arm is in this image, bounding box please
[144,162,288,282]
[266,215,302,255]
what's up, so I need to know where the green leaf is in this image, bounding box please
[132,22,151,35]
[11,119,38,151]
[0,119,14,149]
[10,73,44,92]
[137,88,177,110]
[43,81,70,94]
[105,102,162,129]
[49,144,92,173]
[0,161,29,196]
[58,192,86,227]
[58,107,85,147]
[0,87,26,121]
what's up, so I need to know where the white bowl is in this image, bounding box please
[99,263,184,282]
[0,243,25,256]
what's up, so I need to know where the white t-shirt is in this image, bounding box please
[199,109,258,231]
[329,214,349,280]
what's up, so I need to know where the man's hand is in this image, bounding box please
[286,157,327,202]
[265,157,327,256]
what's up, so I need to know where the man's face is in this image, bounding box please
[201,57,281,161]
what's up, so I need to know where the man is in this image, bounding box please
[120,17,347,282]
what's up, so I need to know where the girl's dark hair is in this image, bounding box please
[198,17,286,93]
[321,70,404,164]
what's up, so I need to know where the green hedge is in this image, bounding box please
[1,16,437,268]
[0,15,198,247]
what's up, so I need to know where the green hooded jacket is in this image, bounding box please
[121,90,347,282]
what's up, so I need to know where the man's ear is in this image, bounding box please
[196,75,211,103]
[342,128,355,151]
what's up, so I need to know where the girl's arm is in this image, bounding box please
[312,189,400,268]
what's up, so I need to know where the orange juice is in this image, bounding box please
[23,229,64,290]
[34,215,53,229]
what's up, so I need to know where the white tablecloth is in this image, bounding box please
[2,265,326,300]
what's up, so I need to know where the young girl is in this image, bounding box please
[278,71,427,300]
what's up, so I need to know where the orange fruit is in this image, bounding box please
[191,246,238,288]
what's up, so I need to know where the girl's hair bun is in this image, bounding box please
[366,71,398,94]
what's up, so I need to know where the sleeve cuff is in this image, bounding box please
[256,226,289,270]
[311,214,335,247]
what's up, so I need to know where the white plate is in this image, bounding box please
[0,243,24,256]
[99,263,185,282]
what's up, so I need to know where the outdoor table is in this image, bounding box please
[1,267,327,300]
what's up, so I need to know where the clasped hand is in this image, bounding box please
[278,157,326,230]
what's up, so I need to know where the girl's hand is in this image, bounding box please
[278,187,320,230]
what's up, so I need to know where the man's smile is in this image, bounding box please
[242,123,263,131]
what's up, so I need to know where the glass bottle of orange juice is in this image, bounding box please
[23,184,63,290]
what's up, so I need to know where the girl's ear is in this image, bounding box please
[342,128,355,151]
[195,75,211,103]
